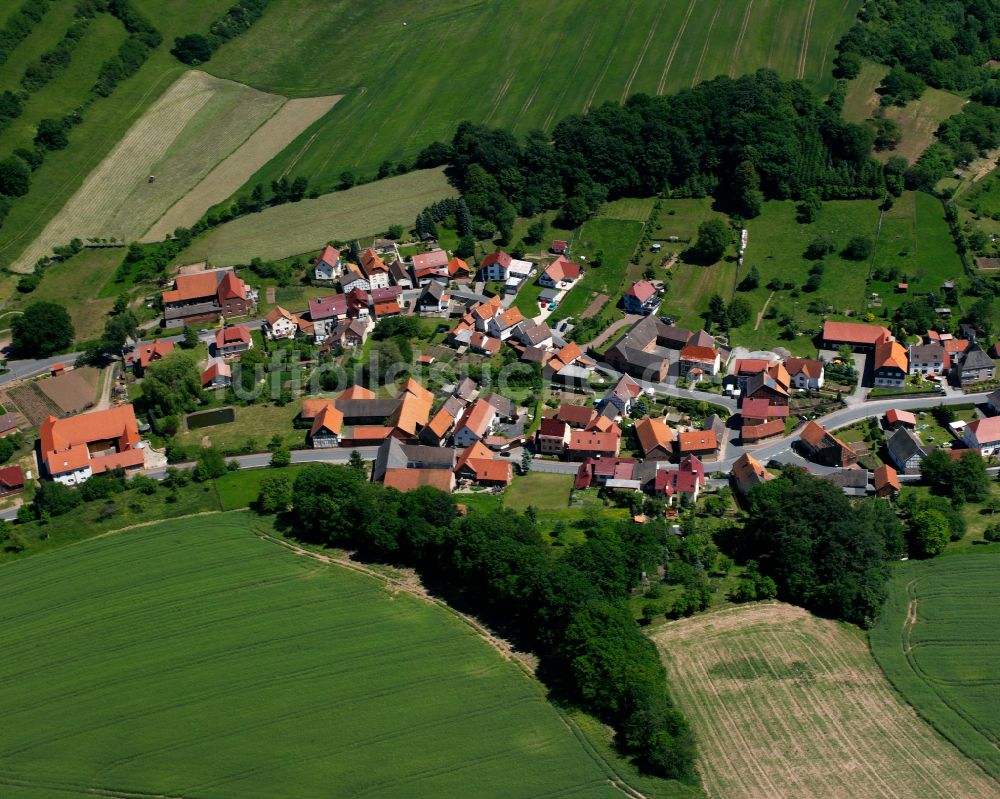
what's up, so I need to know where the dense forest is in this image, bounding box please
[419,70,884,241]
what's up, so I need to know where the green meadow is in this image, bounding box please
[0,513,633,798]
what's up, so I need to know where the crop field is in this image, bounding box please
[10,71,339,273]
[870,552,1000,782]
[205,0,862,196]
[718,190,966,355]
[0,0,236,272]
[655,602,997,799]
[181,168,457,265]
[842,61,966,164]
[0,513,631,798]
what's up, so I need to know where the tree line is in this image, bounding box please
[171,0,272,66]
[262,464,698,781]
[417,69,884,242]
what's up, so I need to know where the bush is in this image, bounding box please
[32,481,81,518]
[170,33,212,65]
[11,300,73,356]
[0,155,30,197]
[841,235,873,261]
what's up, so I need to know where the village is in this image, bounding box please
[2,231,998,519]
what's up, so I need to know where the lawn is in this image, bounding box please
[504,472,574,512]
[550,218,643,322]
[214,464,305,510]
[202,0,860,197]
[180,168,457,265]
[870,551,1000,782]
[655,602,998,799]
[174,402,305,452]
[0,513,634,798]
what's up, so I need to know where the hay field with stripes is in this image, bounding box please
[0,513,632,798]
[654,603,996,799]
[206,0,863,196]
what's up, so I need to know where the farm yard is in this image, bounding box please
[204,0,862,197]
[655,602,998,799]
[9,70,339,273]
[180,168,457,265]
[0,513,632,798]
[871,552,1000,782]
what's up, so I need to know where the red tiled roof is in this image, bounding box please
[300,398,335,420]
[678,429,717,452]
[481,250,512,269]
[412,250,449,270]
[822,320,891,346]
[215,325,251,349]
[538,417,569,438]
[741,398,789,420]
[448,257,471,277]
[201,361,231,386]
[799,420,829,447]
[556,404,595,427]
[634,416,674,455]
[885,409,916,426]
[625,280,656,302]
[568,430,620,453]
[875,338,908,372]
[784,357,823,379]
[873,464,900,492]
[0,464,24,490]
[383,468,454,492]
[967,416,1000,443]
[315,245,340,268]
[40,405,142,477]
[310,405,344,437]
[741,419,784,442]
[680,344,718,363]
[338,385,377,400]
[137,338,174,369]
[733,358,771,376]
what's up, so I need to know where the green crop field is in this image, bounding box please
[0,513,636,798]
[870,552,1000,782]
[180,168,457,265]
[204,0,862,198]
[656,602,998,799]
[728,193,960,353]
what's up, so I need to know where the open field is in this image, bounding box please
[726,196,962,352]
[842,60,966,164]
[871,552,1000,782]
[181,168,457,265]
[0,0,237,272]
[0,513,633,798]
[174,402,305,451]
[204,0,861,197]
[9,71,339,272]
[504,472,574,512]
[655,602,998,799]
[142,92,341,241]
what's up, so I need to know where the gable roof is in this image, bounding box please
[679,344,718,363]
[822,320,892,346]
[959,343,994,370]
[310,405,344,437]
[300,398,336,420]
[731,453,773,493]
[740,419,784,442]
[741,397,789,420]
[201,361,231,386]
[885,408,916,426]
[309,294,347,320]
[873,464,900,493]
[733,358,771,376]
[137,338,174,368]
[678,429,717,452]
[383,468,454,493]
[411,249,449,270]
[634,416,674,455]
[338,385,377,401]
[315,245,341,268]
[784,357,823,379]
[887,428,927,464]
[215,325,252,349]
[625,280,657,302]
[447,257,471,277]
[0,464,24,490]
[40,405,143,476]
[874,338,908,372]
[544,256,582,282]
[966,416,1000,442]
[265,305,297,326]
[456,399,496,437]
[481,250,512,269]
[568,430,620,453]
[557,404,595,427]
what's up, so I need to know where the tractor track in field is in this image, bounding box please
[730,0,755,77]
[620,2,665,103]
[584,0,637,112]
[544,30,594,130]
[657,0,696,94]
[692,4,723,86]
[797,0,817,79]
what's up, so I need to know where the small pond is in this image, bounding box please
[186,407,236,431]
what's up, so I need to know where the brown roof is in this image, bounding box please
[557,404,595,427]
[162,270,222,304]
[784,358,823,379]
[383,468,454,492]
[634,416,674,455]
[680,344,718,363]
[457,399,496,437]
[462,458,513,484]
[137,339,174,369]
[678,429,718,452]
[731,452,773,491]
[741,419,784,442]
[799,420,830,448]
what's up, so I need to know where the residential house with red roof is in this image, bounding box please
[873,464,900,498]
[264,306,301,340]
[453,399,498,448]
[550,240,568,254]
[740,418,784,443]
[454,441,512,487]
[535,417,571,455]
[873,338,908,388]
[566,429,621,461]
[479,250,513,281]
[556,403,595,429]
[784,358,825,390]
[421,395,466,446]
[40,404,145,485]
[602,374,643,415]
[798,420,857,467]
[679,344,720,380]
[731,452,773,495]
[214,325,253,357]
[487,306,525,341]
[623,280,661,315]
[359,248,390,289]
[411,249,449,275]
[308,294,348,342]
[677,429,719,460]
[634,416,675,460]
[310,405,344,448]
[201,360,231,388]
[538,256,582,288]
[314,245,343,281]
[161,268,254,324]
[963,416,1000,456]
[654,455,705,505]
[574,457,638,490]
[0,464,24,497]
[134,339,174,372]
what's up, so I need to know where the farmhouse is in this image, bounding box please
[908,342,947,375]
[314,245,342,280]
[821,321,892,351]
[40,404,145,485]
[383,468,456,492]
[963,416,1000,456]
[873,338,908,388]
[535,417,571,455]
[823,468,872,497]
[201,360,231,388]
[308,294,348,342]
[372,437,456,483]
[421,395,466,446]
[309,405,344,448]
[887,428,928,473]
[454,441,513,487]
[798,420,857,467]
[161,268,254,324]
[604,316,692,381]
[214,325,253,357]
[742,373,788,407]
[622,280,661,315]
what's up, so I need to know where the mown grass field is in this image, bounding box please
[842,60,966,164]
[0,0,237,271]
[180,168,457,265]
[205,0,861,197]
[656,602,998,799]
[870,552,1000,783]
[0,513,632,798]
[728,194,960,353]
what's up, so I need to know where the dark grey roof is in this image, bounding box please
[372,438,455,482]
[335,398,401,420]
[988,388,1000,406]
[454,377,478,400]
[440,395,466,418]
[704,414,725,436]
[484,393,516,418]
[419,281,444,302]
[539,288,560,301]
[521,346,548,363]
[823,468,870,490]
[520,321,552,346]
[887,428,927,466]
[632,461,661,488]
[655,322,693,345]
[908,342,945,361]
[959,344,994,371]
[687,329,715,348]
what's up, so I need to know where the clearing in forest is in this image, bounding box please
[655,602,996,799]
[11,71,338,272]
[0,513,629,799]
